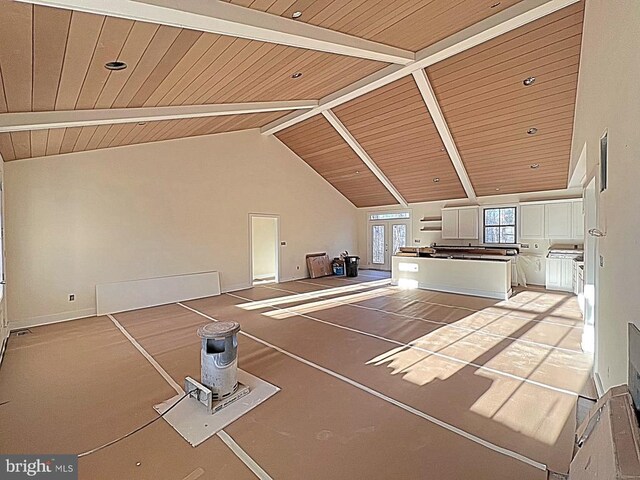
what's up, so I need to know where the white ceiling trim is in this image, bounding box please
[261,0,579,136]
[411,70,477,203]
[321,110,408,208]
[16,0,414,65]
[0,101,318,132]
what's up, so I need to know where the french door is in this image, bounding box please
[369,221,410,271]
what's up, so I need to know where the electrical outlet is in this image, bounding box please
[521,243,530,249]
[280,241,287,246]
[414,239,421,243]
[296,265,300,270]
[69,294,75,302]
[534,243,539,249]
[600,255,604,267]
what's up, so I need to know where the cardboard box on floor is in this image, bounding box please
[570,385,640,479]
[306,253,333,279]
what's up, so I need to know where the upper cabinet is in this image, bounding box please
[458,208,479,239]
[520,204,545,239]
[441,209,460,239]
[572,201,585,239]
[545,202,573,238]
[441,207,479,240]
[520,199,583,240]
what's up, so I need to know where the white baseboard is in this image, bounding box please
[279,275,311,283]
[222,282,253,293]
[594,371,605,397]
[9,307,97,330]
[0,324,9,367]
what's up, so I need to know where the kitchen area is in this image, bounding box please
[387,197,585,304]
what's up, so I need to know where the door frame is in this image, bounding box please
[249,213,280,285]
[366,214,412,271]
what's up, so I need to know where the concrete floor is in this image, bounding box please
[0,271,594,479]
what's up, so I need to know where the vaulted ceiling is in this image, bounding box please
[0,0,584,207]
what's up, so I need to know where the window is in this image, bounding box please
[483,207,516,244]
[369,212,409,221]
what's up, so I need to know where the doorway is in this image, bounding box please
[250,215,279,285]
[369,220,410,271]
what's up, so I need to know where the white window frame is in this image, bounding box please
[482,205,518,245]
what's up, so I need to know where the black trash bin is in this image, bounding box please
[344,255,360,277]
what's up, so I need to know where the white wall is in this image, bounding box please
[5,129,358,327]
[569,0,640,391]
[251,216,277,280]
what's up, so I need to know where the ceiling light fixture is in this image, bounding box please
[433,177,440,183]
[523,76,536,86]
[105,61,127,71]
[490,2,501,7]
[530,163,540,169]
[292,11,302,19]
[495,187,501,191]
[527,127,538,135]
[291,72,303,79]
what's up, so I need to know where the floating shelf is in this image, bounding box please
[420,217,442,222]
[420,227,442,232]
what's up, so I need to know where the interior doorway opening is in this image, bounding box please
[250,215,279,285]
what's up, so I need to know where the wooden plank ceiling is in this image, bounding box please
[0,0,585,204]
[276,115,398,208]
[0,1,387,113]
[334,76,466,203]
[223,0,524,51]
[426,2,584,197]
[0,110,291,161]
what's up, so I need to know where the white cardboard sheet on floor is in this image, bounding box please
[154,369,279,447]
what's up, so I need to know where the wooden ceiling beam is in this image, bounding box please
[15,0,414,65]
[411,69,476,202]
[0,101,317,132]
[261,0,580,136]
[322,110,408,208]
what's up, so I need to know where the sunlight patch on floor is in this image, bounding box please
[237,279,391,310]
[262,287,396,319]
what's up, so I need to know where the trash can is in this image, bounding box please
[344,255,360,277]
[197,321,241,400]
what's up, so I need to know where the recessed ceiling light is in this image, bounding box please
[291,72,303,79]
[105,61,127,71]
[490,2,501,7]
[495,187,501,191]
[433,177,440,183]
[530,163,540,169]
[292,11,302,19]
[523,76,536,86]
[355,170,360,174]
[527,127,538,135]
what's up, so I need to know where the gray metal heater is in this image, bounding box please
[185,322,250,413]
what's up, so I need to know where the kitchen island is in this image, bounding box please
[391,255,512,300]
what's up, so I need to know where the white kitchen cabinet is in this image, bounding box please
[458,207,479,239]
[545,202,573,239]
[520,204,545,239]
[441,207,479,240]
[441,209,459,239]
[546,258,574,292]
[572,201,584,239]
